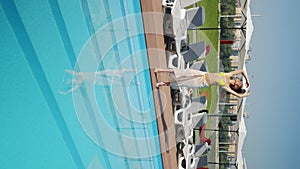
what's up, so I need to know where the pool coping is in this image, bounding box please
[139,0,178,169]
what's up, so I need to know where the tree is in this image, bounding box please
[222,58,232,72]
[219,0,237,73]
[220,44,232,58]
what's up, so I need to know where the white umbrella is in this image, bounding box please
[242,0,254,51]
[238,0,254,69]
[242,158,248,169]
[241,64,250,93]
[236,115,246,168]
[234,98,247,169]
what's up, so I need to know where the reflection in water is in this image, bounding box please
[60,69,139,95]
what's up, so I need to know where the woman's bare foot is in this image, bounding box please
[154,68,160,74]
[156,82,167,88]
[156,82,165,88]
[155,82,170,88]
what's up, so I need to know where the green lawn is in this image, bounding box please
[187,1,220,165]
[196,0,219,51]
[193,2,220,165]
[188,0,219,114]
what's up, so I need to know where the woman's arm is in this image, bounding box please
[224,86,251,98]
[227,69,243,76]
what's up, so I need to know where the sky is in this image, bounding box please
[244,0,300,168]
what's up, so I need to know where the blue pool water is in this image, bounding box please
[0,0,163,169]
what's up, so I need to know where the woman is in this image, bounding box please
[154,68,251,98]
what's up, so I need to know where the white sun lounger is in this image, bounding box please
[178,154,197,169]
[171,1,205,57]
[174,96,207,125]
[175,96,208,144]
[168,41,207,68]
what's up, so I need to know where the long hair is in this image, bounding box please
[229,83,246,94]
[230,85,246,93]
[229,77,246,94]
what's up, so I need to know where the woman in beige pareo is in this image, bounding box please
[154,68,251,98]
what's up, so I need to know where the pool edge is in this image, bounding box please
[139,1,178,169]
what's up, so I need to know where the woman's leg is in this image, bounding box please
[154,68,173,88]
[59,85,80,95]
[154,68,174,73]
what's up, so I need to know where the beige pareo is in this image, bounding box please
[169,69,228,88]
[169,69,208,88]
[205,72,228,86]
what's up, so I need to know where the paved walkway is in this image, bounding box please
[140,0,178,169]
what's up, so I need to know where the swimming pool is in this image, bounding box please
[0,0,163,168]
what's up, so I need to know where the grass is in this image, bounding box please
[192,1,220,166]
[184,2,220,166]
[188,0,219,114]
[196,0,219,51]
